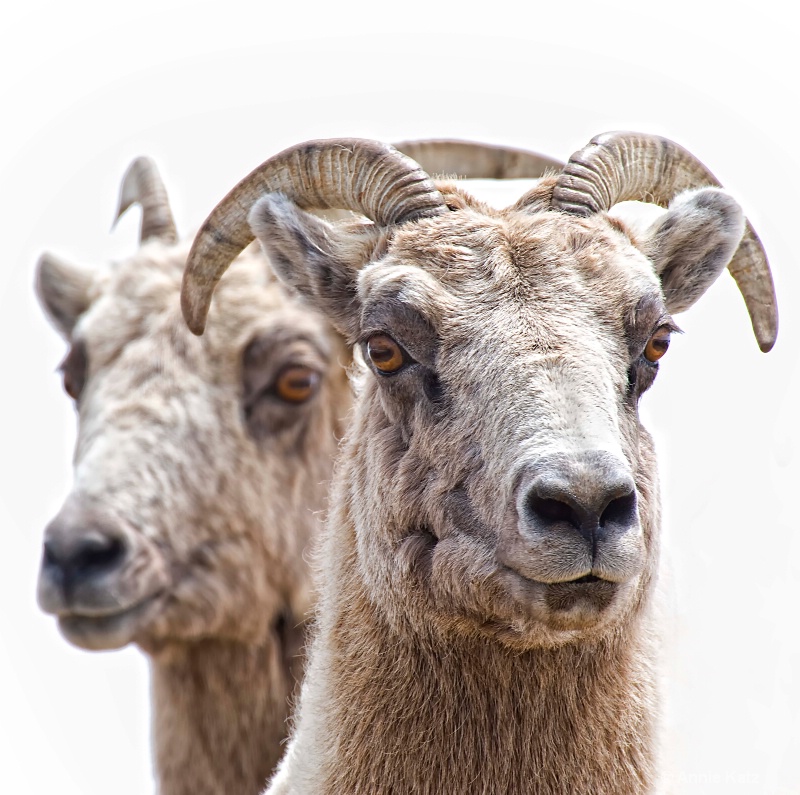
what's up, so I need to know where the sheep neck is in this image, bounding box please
[302,522,658,795]
[321,603,656,793]
[148,624,304,795]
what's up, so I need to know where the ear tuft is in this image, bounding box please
[642,187,745,314]
[34,253,95,338]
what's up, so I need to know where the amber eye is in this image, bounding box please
[643,326,671,363]
[366,334,406,374]
[274,365,321,403]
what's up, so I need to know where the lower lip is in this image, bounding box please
[544,578,618,611]
[57,594,159,649]
[567,574,603,584]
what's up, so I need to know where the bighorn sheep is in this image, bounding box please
[35,156,351,794]
[35,143,562,794]
[181,134,777,794]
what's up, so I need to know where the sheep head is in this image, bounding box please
[35,141,564,655]
[181,135,776,650]
[35,158,351,653]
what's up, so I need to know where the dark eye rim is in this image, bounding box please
[362,332,414,376]
[639,353,660,372]
[243,365,324,420]
[628,321,680,397]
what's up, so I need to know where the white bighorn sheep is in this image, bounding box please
[35,143,563,794]
[181,134,777,794]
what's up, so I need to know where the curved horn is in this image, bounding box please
[181,139,445,335]
[114,157,178,245]
[393,139,564,179]
[551,132,777,352]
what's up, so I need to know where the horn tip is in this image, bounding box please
[180,287,208,336]
[755,315,778,353]
[758,334,776,353]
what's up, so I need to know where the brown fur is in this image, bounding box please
[243,177,747,793]
[36,223,352,791]
[151,631,302,793]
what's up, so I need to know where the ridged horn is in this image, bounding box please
[393,139,564,179]
[181,139,445,335]
[551,132,777,352]
[114,157,178,245]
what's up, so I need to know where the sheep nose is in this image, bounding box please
[519,452,638,549]
[42,531,126,588]
[40,507,129,606]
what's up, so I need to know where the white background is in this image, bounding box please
[1,2,798,793]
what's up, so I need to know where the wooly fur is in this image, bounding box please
[247,179,745,794]
[36,226,352,793]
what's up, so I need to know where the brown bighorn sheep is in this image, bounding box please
[35,143,562,794]
[35,156,352,794]
[181,134,777,794]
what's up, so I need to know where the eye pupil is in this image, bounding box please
[644,327,671,363]
[369,343,394,363]
[275,366,320,403]
[366,334,405,374]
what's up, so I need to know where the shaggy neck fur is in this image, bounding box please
[150,619,304,795]
[277,486,659,795]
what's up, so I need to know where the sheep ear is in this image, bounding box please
[640,187,745,314]
[248,193,362,339]
[35,253,95,338]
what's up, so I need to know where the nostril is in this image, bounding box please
[528,496,579,528]
[43,532,127,584]
[72,534,126,576]
[600,491,637,529]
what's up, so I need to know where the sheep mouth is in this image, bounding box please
[56,592,162,651]
[566,574,603,585]
[497,563,620,614]
[498,561,613,589]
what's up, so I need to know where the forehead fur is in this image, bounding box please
[360,186,661,336]
[76,240,331,375]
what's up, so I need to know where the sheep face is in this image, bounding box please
[249,180,744,650]
[36,241,350,653]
